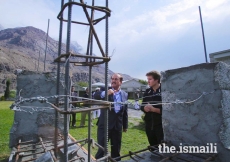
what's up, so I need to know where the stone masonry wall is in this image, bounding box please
[161,62,230,161]
[9,71,68,147]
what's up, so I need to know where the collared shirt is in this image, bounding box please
[100,91,105,98]
[100,89,122,113]
[113,89,122,113]
[141,85,162,126]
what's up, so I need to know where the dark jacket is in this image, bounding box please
[141,86,162,126]
[82,92,89,107]
[97,90,128,131]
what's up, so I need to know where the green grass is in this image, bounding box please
[0,101,148,161]
[0,101,14,161]
[69,114,148,159]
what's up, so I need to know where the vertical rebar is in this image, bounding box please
[64,1,72,161]
[44,19,50,71]
[86,15,92,63]
[55,0,64,158]
[198,6,208,63]
[104,0,109,161]
[88,61,92,162]
[88,0,94,161]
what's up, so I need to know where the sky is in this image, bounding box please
[0,0,230,80]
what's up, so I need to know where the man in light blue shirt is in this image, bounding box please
[95,73,128,161]
[100,88,122,113]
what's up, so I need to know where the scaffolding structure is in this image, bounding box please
[54,0,111,161]
[8,1,221,162]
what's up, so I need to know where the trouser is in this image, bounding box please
[145,123,164,146]
[134,101,140,109]
[71,113,76,126]
[95,127,122,161]
[80,111,93,126]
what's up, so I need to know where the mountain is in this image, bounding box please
[0,26,133,93]
[0,24,3,31]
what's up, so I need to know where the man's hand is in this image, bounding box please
[108,89,114,95]
[144,103,152,112]
[123,129,127,132]
[144,104,161,114]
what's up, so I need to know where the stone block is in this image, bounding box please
[9,71,69,147]
[161,62,230,161]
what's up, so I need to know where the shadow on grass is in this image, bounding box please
[128,118,145,131]
[0,157,8,162]
[70,125,87,129]
[131,122,145,131]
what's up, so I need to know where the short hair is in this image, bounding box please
[146,70,161,83]
[111,73,123,82]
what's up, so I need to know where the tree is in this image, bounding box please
[138,79,148,85]
[4,79,11,99]
[77,81,88,87]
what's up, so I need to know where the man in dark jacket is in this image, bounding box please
[95,73,128,161]
[141,70,164,146]
[80,88,89,127]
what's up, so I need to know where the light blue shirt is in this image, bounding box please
[100,91,105,98]
[100,89,122,113]
[113,90,122,113]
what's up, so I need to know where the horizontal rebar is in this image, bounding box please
[54,53,110,63]
[50,103,110,114]
[57,1,111,23]
[159,153,179,162]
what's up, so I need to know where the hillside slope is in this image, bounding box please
[0,26,133,93]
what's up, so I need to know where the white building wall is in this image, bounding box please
[209,49,230,65]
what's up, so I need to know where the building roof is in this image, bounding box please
[92,82,111,87]
[209,49,230,62]
[92,82,105,86]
